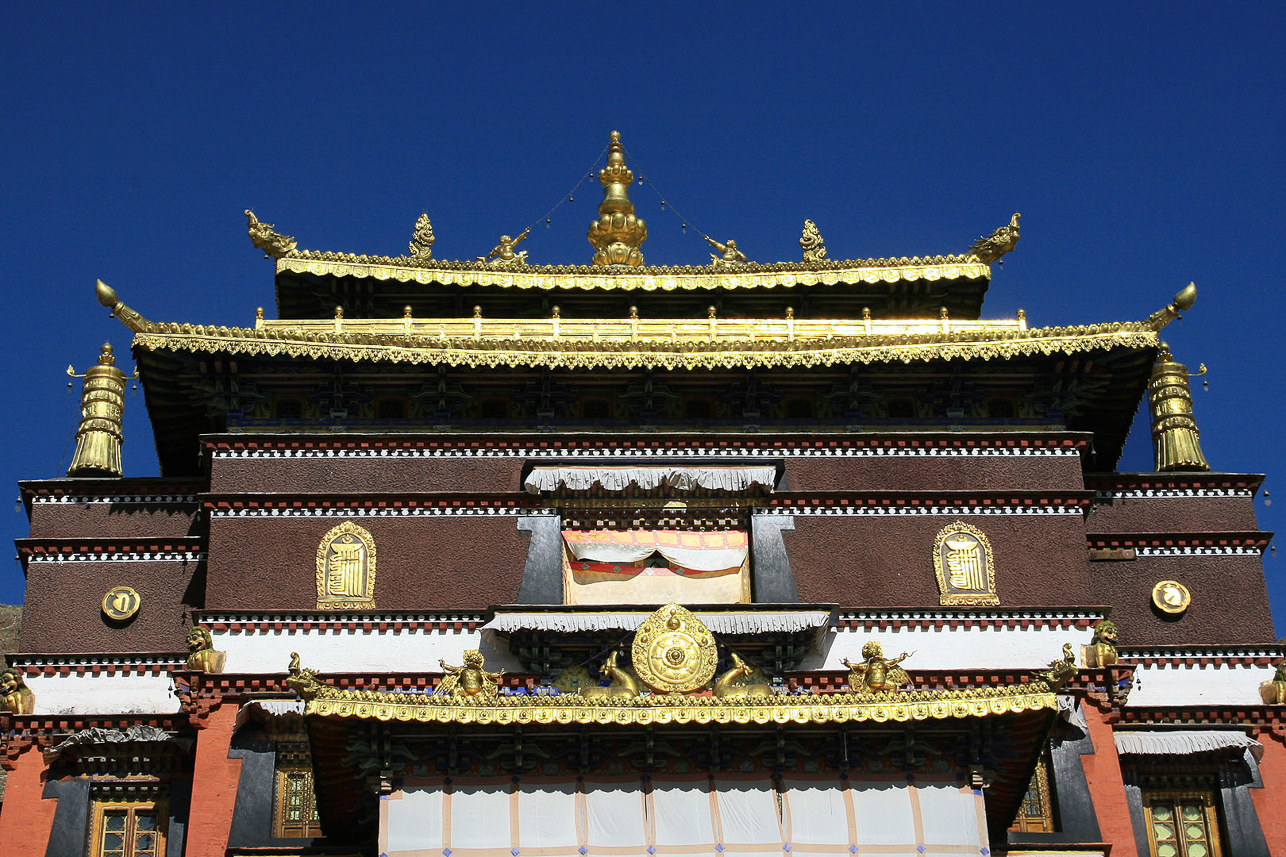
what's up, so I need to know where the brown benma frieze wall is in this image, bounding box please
[1086,494,1260,534]
[209,456,525,495]
[19,558,201,653]
[1087,553,1276,644]
[205,516,530,610]
[786,514,1093,607]
[783,454,1085,493]
[25,501,202,540]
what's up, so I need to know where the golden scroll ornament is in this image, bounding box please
[631,602,719,693]
[315,522,377,609]
[101,586,141,621]
[1151,579,1191,615]
[932,522,999,606]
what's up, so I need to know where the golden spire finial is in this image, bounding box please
[587,130,647,266]
[1148,343,1210,472]
[66,342,135,477]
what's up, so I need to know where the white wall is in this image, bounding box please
[212,626,526,674]
[26,672,181,715]
[1126,662,1278,707]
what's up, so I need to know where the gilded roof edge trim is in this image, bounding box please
[303,682,1057,725]
[130,325,1159,370]
[275,255,990,291]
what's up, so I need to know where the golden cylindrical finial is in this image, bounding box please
[587,131,647,266]
[1148,346,1210,472]
[67,343,130,477]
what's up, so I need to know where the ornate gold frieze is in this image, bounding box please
[933,522,999,606]
[631,603,719,693]
[315,522,377,609]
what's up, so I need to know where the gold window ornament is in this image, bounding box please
[1143,791,1222,857]
[933,522,999,606]
[273,741,323,838]
[1008,757,1055,833]
[315,522,377,609]
[89,800,166,857]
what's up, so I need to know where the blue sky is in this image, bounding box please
[2,5,1282,635]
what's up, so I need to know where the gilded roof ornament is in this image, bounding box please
[481,227,531,266]
[587,131,647,266]
[1148,343,1210,472]
[66,341,135,478]
[800,220,827,262]
[1144,282,1197,331]
[704,235,749,267]
[407,213,435,261]
[968,213,1020,264]
[244,209,297,259]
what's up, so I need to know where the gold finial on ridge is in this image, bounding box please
[67,342,134,477]
[587,131,647,266]
[1148,342,1210,472]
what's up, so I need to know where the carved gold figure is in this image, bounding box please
[439,650,504,700]
[245,209,297,259]
[286,652,322,700]
[1148,345,1210,472]
[800,220,827,262]
[587,130,647,266]
[315,522,377,609]
[408,213,435,261]
[482,227,531,266]
[0,668,35,715]
[1261,660,1286,705]
[843,641,913,693]
[1036,643,1078,691]
[580,651,641,699]
[933,523,999,606]
[632,603,719,693]
[1082,620,1120,668]
[185,626,226,673]
[968,213,1020,264]
[713,651,772,699]
[67,343,135,478]
[704,235,748,267]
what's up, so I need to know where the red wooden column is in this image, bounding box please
[183,703,243,857]
[1080,701,1139,857]
[1250,730,1286,853]
[0,744,60,857]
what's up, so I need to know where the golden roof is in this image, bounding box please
[97,280,1193,372]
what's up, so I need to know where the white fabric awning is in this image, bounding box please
[1114,730,1263,762]
[483,610,832,636]
[523,465,777,494]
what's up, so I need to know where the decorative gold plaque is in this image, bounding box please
[1151,580,1191,615]
[101,586,141,621]
[631,603,718,693]
[933,523,999,606]
[315,522,377,609]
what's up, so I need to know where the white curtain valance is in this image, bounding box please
[482,610,832,635]
[564,530,747,572]
[523,465,777,494]
[1114,730,1263,763]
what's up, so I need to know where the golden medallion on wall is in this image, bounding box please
[315,522,377,609]
[1151,579,1191,615]
[933,522,1000,606]
[101,586,141,621]
[631,602,718,693]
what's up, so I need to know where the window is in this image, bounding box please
[274,742,322,838]
[1009,757,1055,833]
[90,801,165,857]
[1143,791,1222,857]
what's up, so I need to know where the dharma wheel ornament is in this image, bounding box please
[587,131,647,266]
[631,603,718,693]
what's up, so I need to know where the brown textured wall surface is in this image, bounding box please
[205,517,530,610]
[19,559,200,653]
[209,457,525,494]
[1085,496,1260,534]
[785,515,1093,606]
[1088,554,1276,644]
[26,502,202,539]
[784,455,1085,492]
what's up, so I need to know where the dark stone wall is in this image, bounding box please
[1091,553,1275,644]
[20,557,201,653]
[786,514,1093,607]
[784,454,1085,492]
[209,456,525,494]
[1086,495,1259,533]
[205,517,530,610]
